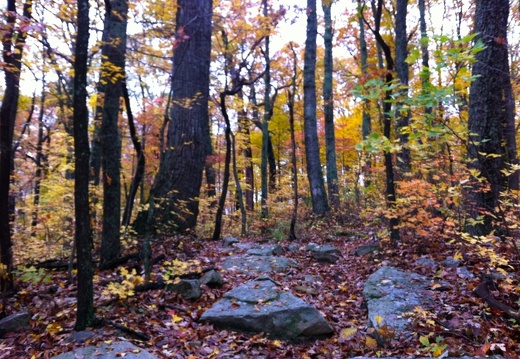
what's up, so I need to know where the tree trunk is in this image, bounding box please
[467,0,516,236]
[370,0,400,242]
[322,0,339,207]
[304,0,329,215]
[237,95,254,211]
[395,0,411,173]
[99,0,129,269]
[260,0,271,218]
[358,0,372,189]
[74,0,95,330]
[136,0,213,233]
[121,82,145,228]
[0,0,32,293]
[212,92,233,241]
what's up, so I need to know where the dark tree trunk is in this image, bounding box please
[74,0,95,330]
[99,0,129,269]
[304,0,329,215]
[395,0,411,173]
[322,0,339,207]
[237,97,254,211]
[418,0,431,115]
[260,0,271,218]
[31,87,48,232]
[136,0,213,233]
[370,0,400,242]
[212,92,233,241]
[467,0,517,236]
[121,82,145,228]
[0,0,32,292]
[358,0,372,189]
[287,42,300,241]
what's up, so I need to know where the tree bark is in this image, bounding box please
[99,0,129,269]
[322,0,339,207]
[73,0,95,330]
[135,0,213,233]
[395,0,411,173]
[260,0,271,218]
[121,82,145,228]
[304,0,329,215]
[467,0,517,236]
[369,0,400,242]
[0,0,32,292]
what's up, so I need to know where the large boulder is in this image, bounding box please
[51,341,156,359]
[200,277,333,340]
[363,266,434,335]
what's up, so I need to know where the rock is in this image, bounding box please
[286,244,300,252]
[200,270,224,288]
[306,242,319,251]
[303,275,323,283]
[166,279,201,300]
[353,244,380,257]
[200,277,333,340]
[0,311,30,337]
[363,266,434,337]
[456,266,475,279]
[223,236,239,246]
[441,256,461,268]
[51,340,156,359]
[221,255,297,274]
[414,257,437,269]
[65,330,94,343]
[308,244,341,263]
[246,244,284,256]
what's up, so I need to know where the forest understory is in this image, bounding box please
[2,209,520,359]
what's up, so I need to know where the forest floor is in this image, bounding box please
[2,212,520,358]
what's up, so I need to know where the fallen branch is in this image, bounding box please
[474,275,520,323]
[102,318,150,341]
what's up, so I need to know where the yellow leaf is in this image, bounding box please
[374,315,383,325]
[46,322,62,335]
[432,346,444,357]
[340,327,357,340]
[453,252,463,261]
[272,339,282,347]
[172,314,183,323]
[365,336,377,349]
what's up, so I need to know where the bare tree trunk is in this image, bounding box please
[73,0,95,330]
[99,0,129,269]
[395,0,411,173]
[304,0,329,215]
[121,82,145,228]
[135,0,213,234]
[467,0,516,236]
[322,0,339,207]
[0,0,32,292]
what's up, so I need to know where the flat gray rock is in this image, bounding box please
[363,266,434,334]
[51,341,156,359]
[221,255,297,274]
[200,277,333,340]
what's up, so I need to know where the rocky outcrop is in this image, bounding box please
[200,277,333,340]
[51,340,156,359]
[363,266,434,335]
[221,255,297,274]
